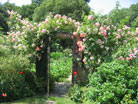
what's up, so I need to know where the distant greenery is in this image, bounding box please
[50,50,72,82]
[108,2,138,27]
[17,3,38,20]
[33,0,90,22]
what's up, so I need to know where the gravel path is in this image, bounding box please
[46,75,72,104]
[50,75,72,97]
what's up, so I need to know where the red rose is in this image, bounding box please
[74,72,78,76]
[2,93,7,97]
[20,72,23,75]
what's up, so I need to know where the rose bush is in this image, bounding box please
[7,10,80,63]
[76,13,138,73]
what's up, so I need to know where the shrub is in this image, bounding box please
[69,60,138,104]
[0,68,45,102]
[68,84,83,103]
[83,60,138,104]
[0,53,55,102]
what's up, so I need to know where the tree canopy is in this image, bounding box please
[33,0,90,22]
[17,3,38,20]
[0,2,19,33]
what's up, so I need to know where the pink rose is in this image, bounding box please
[12,38,16,42]
[134,48,137,52]
[126,57,132,61]
[118,56,124,60]
[103,31,107,37]
[45,19,48,23]
[95,22,100,26]
[77,41,82,47]
[90,56,94,60]
[73,32,78,37]
[40,45,43,48]
[83,38,86,42]
[32,43,35,47]
[106,26,110,30]
[13,46,17,49]
[79,47,83,52]
[54,14,62,18]
[83,58,87,63]
[116,34,121,39]
[88,15,94,21]
[38,23,42,27]
[42,29,46,33]
[36,46,40,51]
[30,53,33,57]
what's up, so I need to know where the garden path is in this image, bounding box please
[45,75,72,104]
[50,74,72,97]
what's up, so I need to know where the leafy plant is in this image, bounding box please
[50,51,72,82]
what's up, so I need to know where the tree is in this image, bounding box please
[85,0,90,3]
[17,3,38,20]
[129,3,138,23]
[32,0,44,5]
[0,4,9,33]
[33,0,90,22]
[0,2,19,33]
[108,1,121,25]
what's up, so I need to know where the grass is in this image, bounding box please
[2,95,79,104]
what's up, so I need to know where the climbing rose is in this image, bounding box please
[40,45,43,48]
[30,53,33,57]
[116,34,121,39]
[74,72,78,76]
[2,93,7,97]
[95,22,100,26]
[129,54,136,58]
[78,46,85,52]
[103,30,107,37]
[83,58,87,63]
[38,23,42,27]
[79,47,83,52]
[45,19,48,23]
[20,72,23,74]
[32,43,35,47]
[54,14,62,18]
[100,27,107,37]
[88,15,94,21]
[90,56,94,60]
[83,38,86,42]
[36,46,40,51]
[106,26,110,30]
[77,41,82,47]
[73,32,78,37]
[118,56,124,60]
[80,33,87,38]
[42,29,46,33]
[126,57,132,61]
[134,48,137,52]
[12,38,16,42]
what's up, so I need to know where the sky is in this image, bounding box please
[0,0,138,14]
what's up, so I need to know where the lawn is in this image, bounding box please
[2,95,79,104]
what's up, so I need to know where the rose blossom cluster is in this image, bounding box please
[118,48,138,61]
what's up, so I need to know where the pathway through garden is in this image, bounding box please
[45,75,72,104]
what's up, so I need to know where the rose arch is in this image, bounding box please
[36,32,87,95]
[7,11,88,95]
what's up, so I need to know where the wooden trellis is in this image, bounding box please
[36,33,86,95]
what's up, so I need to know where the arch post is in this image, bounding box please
[46,36,51,96]
[72,37,83,86]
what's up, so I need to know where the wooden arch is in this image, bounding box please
[36,33,86,95]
